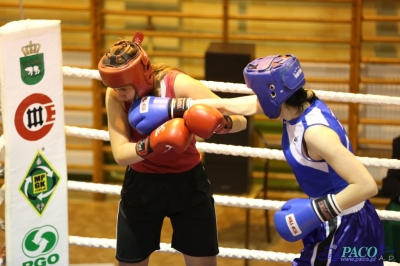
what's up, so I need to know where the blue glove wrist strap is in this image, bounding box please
[171,98,192,118]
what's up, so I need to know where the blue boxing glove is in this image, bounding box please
[274,194,342,242]
[129,96,192,135]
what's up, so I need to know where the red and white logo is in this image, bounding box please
[140,96,149,113]
[286,214,302,236]
[14,93,56,141]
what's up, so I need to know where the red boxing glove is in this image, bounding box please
[183,104,231,139]
[135,118,193,158]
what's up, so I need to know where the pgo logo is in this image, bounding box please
[22,225,59,258]
[15,93,56,141]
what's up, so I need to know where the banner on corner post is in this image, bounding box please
[0,20,69,265]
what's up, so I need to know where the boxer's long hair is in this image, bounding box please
[151,63,186,97]
[285,88,318,115]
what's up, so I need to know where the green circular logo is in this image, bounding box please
[22,225,59,258]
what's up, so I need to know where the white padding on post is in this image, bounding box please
[0,19,69,265]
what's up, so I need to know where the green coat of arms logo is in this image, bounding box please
[20,41,45,85]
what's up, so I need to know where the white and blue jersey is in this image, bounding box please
[282,99,349,198]
[281,99,385,266]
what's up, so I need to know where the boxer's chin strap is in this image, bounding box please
[312,194,342,222]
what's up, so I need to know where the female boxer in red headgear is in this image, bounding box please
[98,32,247,266]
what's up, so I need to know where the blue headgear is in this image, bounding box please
[243,54,305,119]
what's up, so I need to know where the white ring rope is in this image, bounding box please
[0,126,400,169]
[62,66,400,106]
[68,236,400,265]
[2,126,400,170]
[67,180,400,221]
[63,125,400,169]
[64,125,110,141]
[62,66,101,81]
[197,142,400,170]
[68,236,299,262]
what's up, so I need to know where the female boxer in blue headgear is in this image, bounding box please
[204,54,385,265]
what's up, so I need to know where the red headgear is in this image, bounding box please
[98,32,154,99]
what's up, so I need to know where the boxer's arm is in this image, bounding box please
[226,115,247,133]
[304,125,378,210]
[106,88,144,165]
[173,73,263,116]
[192,95,263,116]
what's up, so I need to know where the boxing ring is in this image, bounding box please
[0,19,400,265]
[2,82,400,265]
[64,67,400,264]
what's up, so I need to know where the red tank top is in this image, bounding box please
[125,70,201,173]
